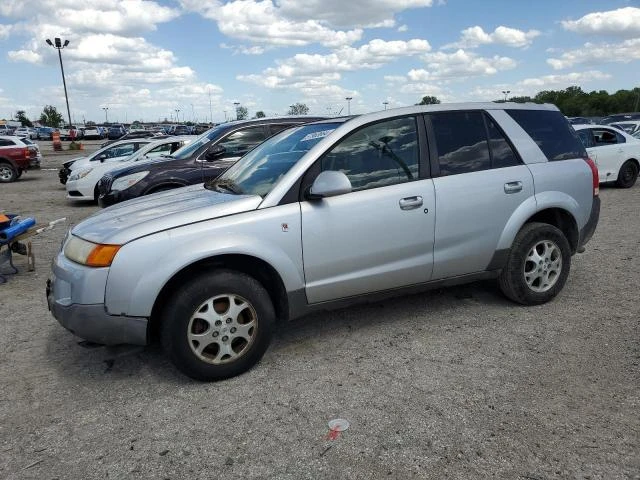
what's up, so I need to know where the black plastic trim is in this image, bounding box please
[578,196,600,249]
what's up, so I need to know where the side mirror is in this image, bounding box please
[205,145,226,161]
[97,153,107,162]
[308,170,352,199]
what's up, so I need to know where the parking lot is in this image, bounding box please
[1,141,638,479]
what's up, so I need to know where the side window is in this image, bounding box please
[109,144,136,158]
[507,110,586,161]
[484,114,520,168]
[576,129,594,148]
[431,111,490,176]
[268,124,293,136]
[216,126,268,159]
[0,139,13,147]
[320,116,419,192]
[593,128,619,145]
[615,131,626,144]
[146,143,173,158]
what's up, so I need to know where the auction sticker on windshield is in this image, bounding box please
[300,129,335,142]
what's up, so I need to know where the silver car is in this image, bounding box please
[48,103,600,381]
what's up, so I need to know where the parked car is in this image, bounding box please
[82,126,104,139]
[100,129,160,148]
[14,127,37,139]
[608,120,640,137]
[36,127,56,140]
[107,125,126,140]
[0,136,38,182]
[18,137,42,168]
[0,125,14,136]
[49,103,600,381]
[59,125,83,141]
[574,124,640,188]
[600,113,640,125]
[98,116,324,207]
[66,137,193,202]
[59,139,153,184]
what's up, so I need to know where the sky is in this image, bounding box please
[0,0,639,124]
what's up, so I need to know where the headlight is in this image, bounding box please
[111,171,149,191]
[69,167,93,181]
[64,235,121,267]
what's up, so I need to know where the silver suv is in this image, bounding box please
[47,103,600,381]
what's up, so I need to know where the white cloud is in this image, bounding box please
[547,38,640,69]
[8,49,42,63]
[444,25,541,49]
[220,43,267,56]
[1,0,179,35]
[180,0,363,48]
[239,39,431,88]
[0,24,12,39]
[420,49,517,79]
[562,7,640,38]
[276,0,433,28]
[398,25,409,32]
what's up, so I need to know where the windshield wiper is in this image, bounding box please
[205,178,243,194]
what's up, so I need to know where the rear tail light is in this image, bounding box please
[23,147,30,160]
[584,157,599,196]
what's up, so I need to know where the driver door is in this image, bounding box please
[301,116,435,304]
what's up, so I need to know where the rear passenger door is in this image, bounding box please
[584,127,626,182]
[427,111,535,279]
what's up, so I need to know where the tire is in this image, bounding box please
[498,222,571,305]
[615,160,638,188]
[0,162,17,183]
[16,169,23,179]
[161,269,275,381]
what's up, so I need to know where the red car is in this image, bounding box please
[0,136,38,182]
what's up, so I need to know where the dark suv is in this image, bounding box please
[97,116,324,207]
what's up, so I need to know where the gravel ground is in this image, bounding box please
[0,141,638,479]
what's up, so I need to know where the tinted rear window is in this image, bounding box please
[507,110,586,161]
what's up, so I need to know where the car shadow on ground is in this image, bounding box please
[45,279,513,384]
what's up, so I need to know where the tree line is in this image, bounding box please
[419,86,640,117]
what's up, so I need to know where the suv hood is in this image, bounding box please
[72,184,262,245]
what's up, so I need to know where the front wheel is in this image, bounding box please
[615,160,638,188]
[498,222,571,305]
[161,270,275,381]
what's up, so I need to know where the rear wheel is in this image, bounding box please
[0,162,17,183]
[615,160,638,188]
[161,270,275,381]
[498,222,571,305]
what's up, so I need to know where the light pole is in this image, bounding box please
[383,101,389,110]
[208,88,213,124]
[46,37,72,129]
[174,109,180,124]
[345,97,353,115]
[502,90,510,102]
[190,103,195,123]
[233,102,240,120]
[102,107,109,124]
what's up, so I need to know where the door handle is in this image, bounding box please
[504,181,523,194]
[399,196,423,210]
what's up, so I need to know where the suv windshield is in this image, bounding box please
[206,122,341,197]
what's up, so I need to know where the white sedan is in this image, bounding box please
[66,136,193,202]
[574,124,640,188]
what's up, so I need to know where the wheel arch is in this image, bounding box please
[523,208,579,254]
[149,253,289,342]
[144,181,189,195]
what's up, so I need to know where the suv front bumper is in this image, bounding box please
[47,252,148,346]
